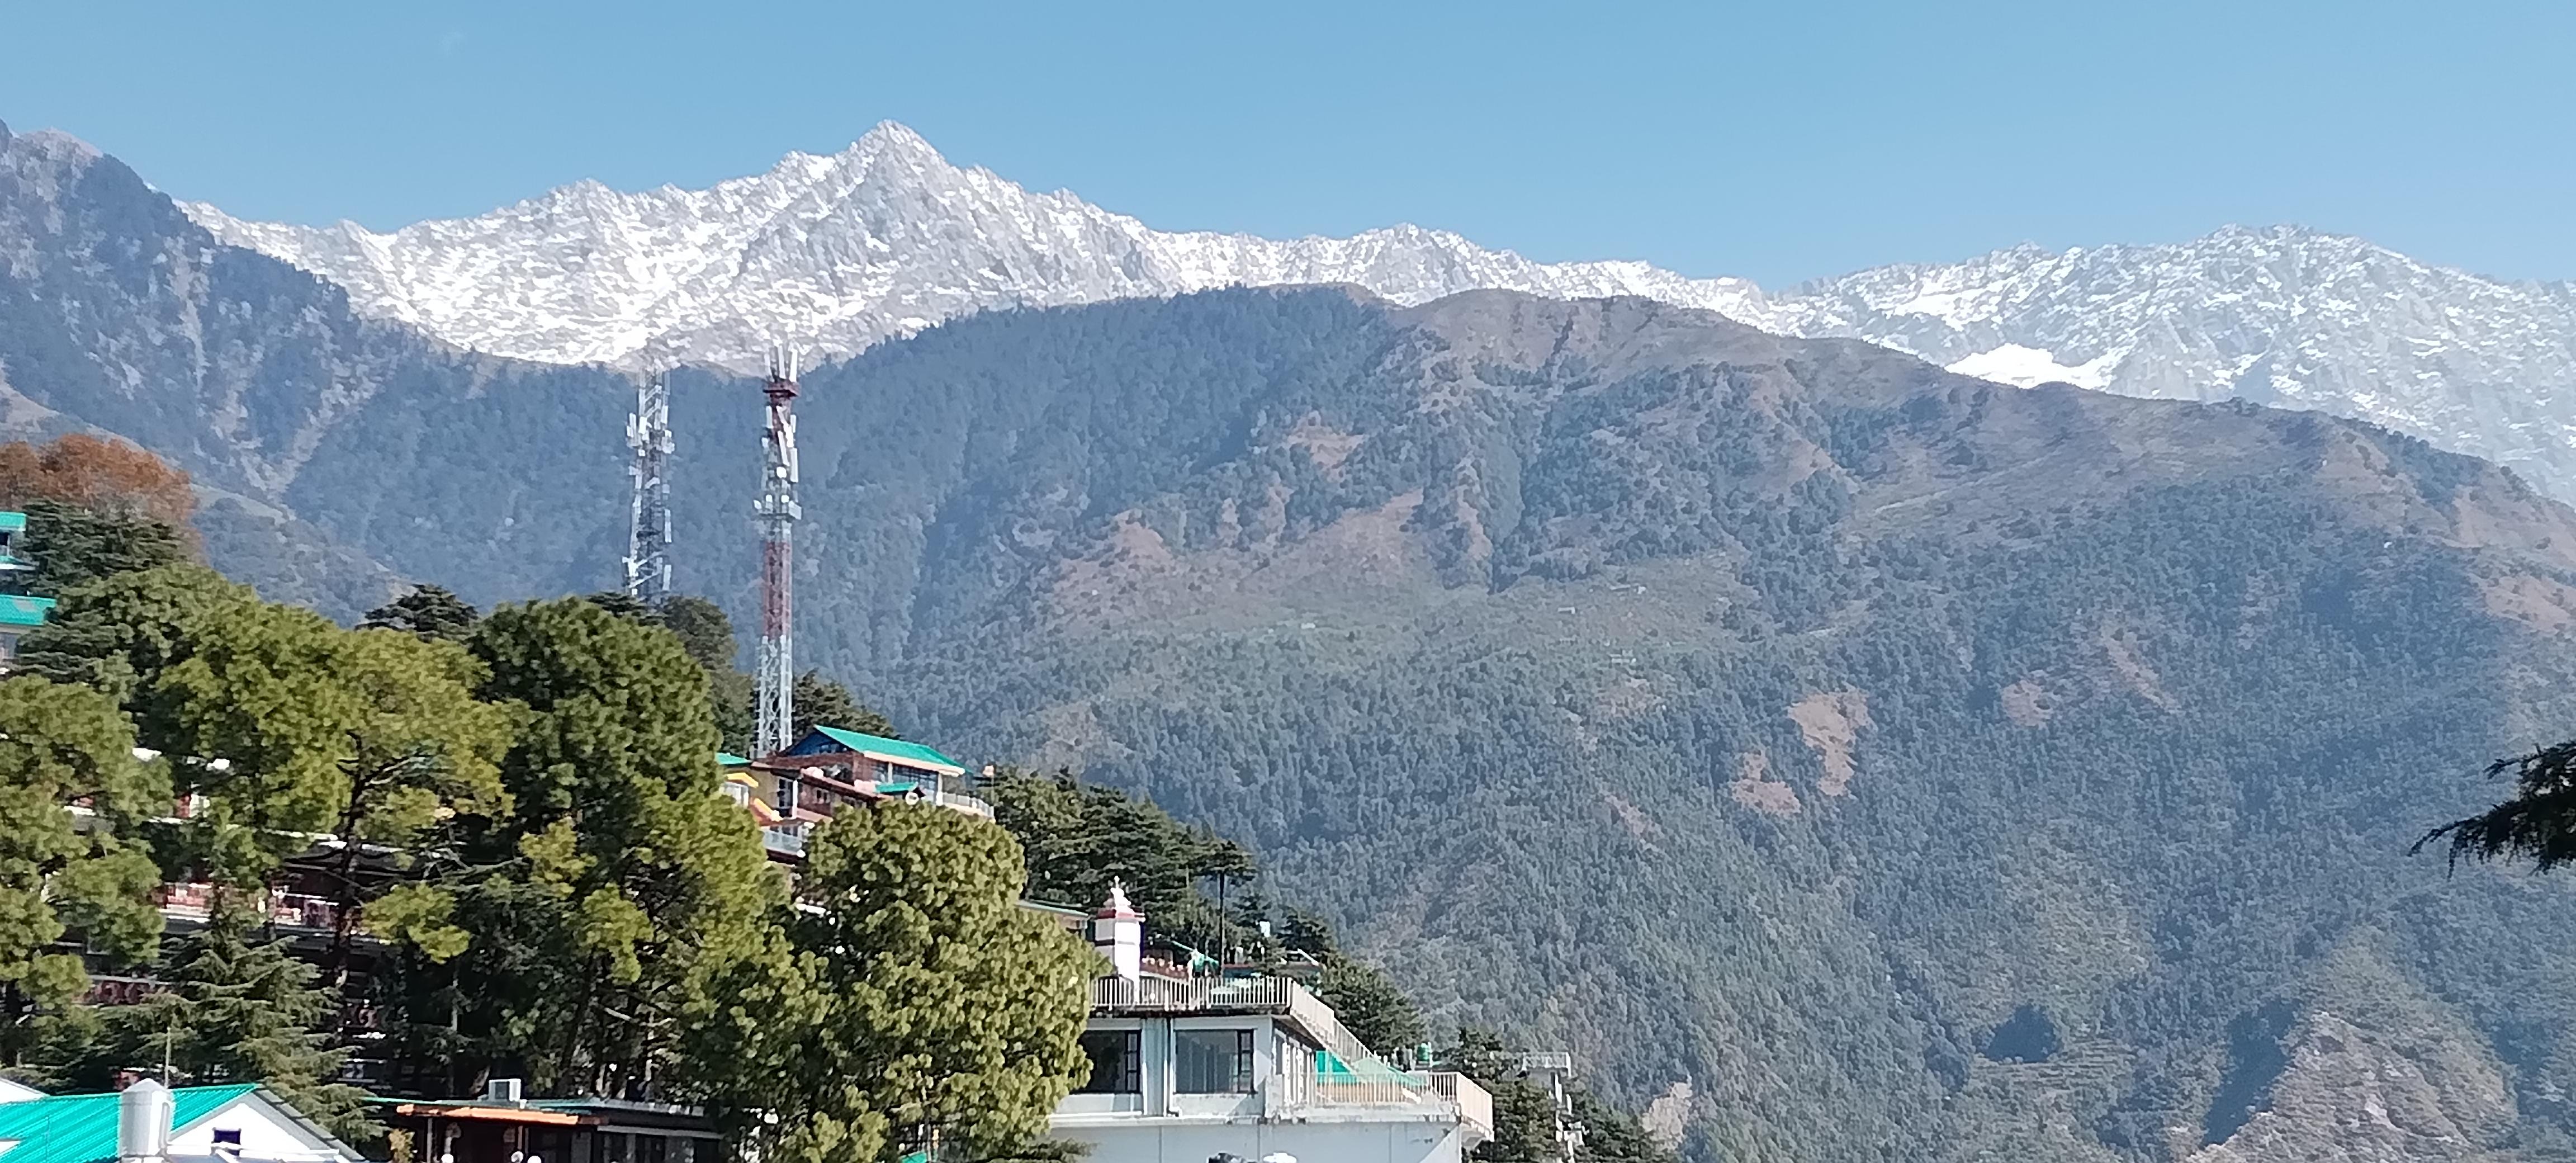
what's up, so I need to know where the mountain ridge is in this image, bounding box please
[175,121,2576,504]
[20,117,2576,1162]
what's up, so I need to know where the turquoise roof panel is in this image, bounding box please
[799,726,965,774]
[0,512,23,532]
[0,594,53,629]
[0,1084,259,1163]
[716,751,750,767]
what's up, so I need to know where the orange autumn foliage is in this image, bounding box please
[0,433,195,527]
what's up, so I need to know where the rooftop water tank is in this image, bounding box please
[119,1077,173,1161]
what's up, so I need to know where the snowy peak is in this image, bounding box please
[182,123,2576,500]
[182,121,1770,371]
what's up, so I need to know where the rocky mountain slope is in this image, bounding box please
[0,118,636,618]
[184,123,2576,500]
[20,120,2576,1163]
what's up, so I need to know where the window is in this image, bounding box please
[1175,1028,1255,1094]
[1078,1029,1141,1094]
[775,777,799,815]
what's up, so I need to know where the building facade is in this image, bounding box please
[0,511,53,669]
[1051,891,1492,1163]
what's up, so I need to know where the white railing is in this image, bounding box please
[1513,1051,1576,1073]
[1090,975,1487,1128]
[934,789,994,818]
[761,827,807,857]
[1431,1072,1495,1141]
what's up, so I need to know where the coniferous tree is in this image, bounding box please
[357,584,481,644]
[579,590,660,625]
[1570,1087,1679,1163]
[655,595,755,756]
[702,803,1091,1163]
[104,903,375,1143]
[0,677,167,1061]
[792,669,893,739]
[1313,955,1426,1059]
[441,598,780,1098]
[11,500,190,598]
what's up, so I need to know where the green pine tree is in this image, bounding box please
[101,901,375,1144]
[700,803,1092,1163]
[437,598,782,1099]
[0,675,167,1062]
[792,669,894,739]
[357,584,481,644]
[12,499,189,598]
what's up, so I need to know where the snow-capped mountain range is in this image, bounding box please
[183,121,2576,500]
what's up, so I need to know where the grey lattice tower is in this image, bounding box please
[623,374,674,603]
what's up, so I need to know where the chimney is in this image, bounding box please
[1092,882,1142,982]
[118,1077,173,1162]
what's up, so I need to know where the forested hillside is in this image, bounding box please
[12,118,2576,1162]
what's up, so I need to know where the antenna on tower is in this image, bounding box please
[754,344,803,758]
[624,371,675,604]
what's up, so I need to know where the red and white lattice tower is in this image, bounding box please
[754,348,802,757]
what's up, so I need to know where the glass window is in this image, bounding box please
[1078,1029,1141,1094]
[1176,1028,1254,1094]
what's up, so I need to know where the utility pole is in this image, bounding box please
[623,373,674,603]
[754,348,802,758]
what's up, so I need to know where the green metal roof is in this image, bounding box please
[0,594,53,629]
[0,1084,259,1163]
[809,726,965,774]
[716,751,750,767]
[0,512,22,533]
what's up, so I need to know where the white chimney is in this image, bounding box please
[118,1077,174,1162]
[1092,882,1143,982]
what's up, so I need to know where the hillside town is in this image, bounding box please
[0,476,1611,1162]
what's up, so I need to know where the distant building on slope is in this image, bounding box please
[723,725,992,863]
[0,510,54,670]
[1051,888,1494,1163]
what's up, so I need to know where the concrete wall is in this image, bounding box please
[1054,1119,1467,1163]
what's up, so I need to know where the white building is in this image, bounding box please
[0,1078,364,1163]
[1051,888,1493,1163]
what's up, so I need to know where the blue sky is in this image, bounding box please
[4,0,2566,286]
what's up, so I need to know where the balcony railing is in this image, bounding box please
[1429,1071,1495,1141]
[762,827,807,857]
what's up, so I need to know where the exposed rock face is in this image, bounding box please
[2190,1012,2516,1163]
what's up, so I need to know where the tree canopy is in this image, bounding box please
[709,804,1091,1162]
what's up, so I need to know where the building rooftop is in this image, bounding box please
[0,594,53,629]
[0,1083,357,1163]
[792,726,967,776]
[0,512,22,533]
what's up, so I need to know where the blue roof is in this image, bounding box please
[787,726,965,774]
[0,594,53,629]
[0,1084,283,1163]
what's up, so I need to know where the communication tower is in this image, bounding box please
[623,374,674,603]
[754,348,802,757]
